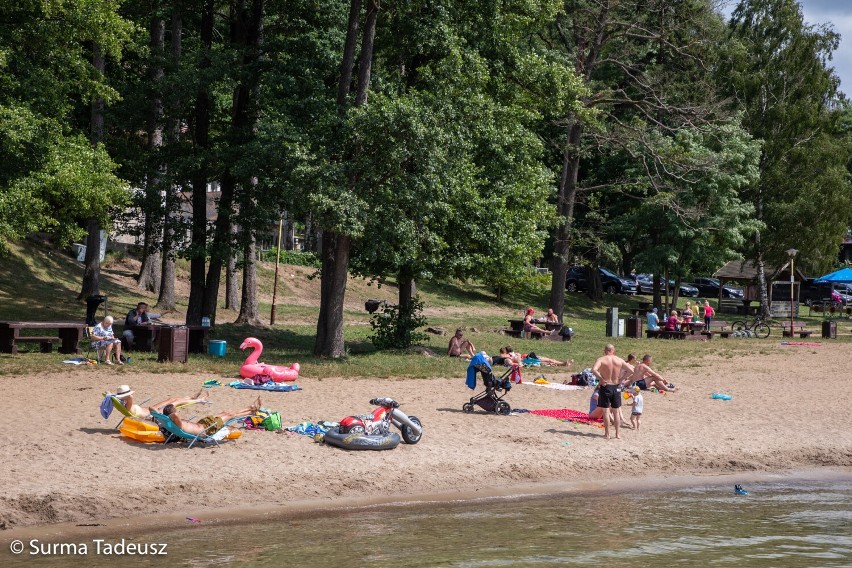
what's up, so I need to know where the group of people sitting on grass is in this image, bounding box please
[112,384,261,437]
[448,306,569,360]
[647,300,715,332]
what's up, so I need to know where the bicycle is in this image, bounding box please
[730,315,771,338]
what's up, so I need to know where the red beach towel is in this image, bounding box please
[530,408,603,427]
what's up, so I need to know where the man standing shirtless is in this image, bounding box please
[591,344,627,439]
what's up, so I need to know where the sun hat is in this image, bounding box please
[115,385,134,398]
[633,386,641,393]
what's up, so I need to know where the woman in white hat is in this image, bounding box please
[115,385,208,419]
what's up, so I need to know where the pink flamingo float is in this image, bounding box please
[239,337,300,382]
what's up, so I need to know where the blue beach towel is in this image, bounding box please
[228,381,302,392]
[466,352,492,390]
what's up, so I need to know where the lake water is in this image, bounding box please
[7,477,851,567]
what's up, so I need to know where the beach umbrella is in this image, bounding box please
[814,267,852,283]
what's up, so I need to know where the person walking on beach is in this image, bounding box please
[591,344,627,439]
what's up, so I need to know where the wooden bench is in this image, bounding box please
[12,336,59,353]
[657,329,687,339]
[701,321,734,339]
[781,321,814,338]
[0,321,85,354]
[646,329,661,338]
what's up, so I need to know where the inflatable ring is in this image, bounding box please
[321,426,400,451]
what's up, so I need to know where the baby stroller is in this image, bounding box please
[463,353,517,415]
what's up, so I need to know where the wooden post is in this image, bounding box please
[270,215,284,325]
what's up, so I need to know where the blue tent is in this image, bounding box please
[814,267,852,283]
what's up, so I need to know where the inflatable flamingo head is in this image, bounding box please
[240,337,263,351]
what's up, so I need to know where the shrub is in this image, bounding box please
[262,248,320,268]
[370,295,428,349]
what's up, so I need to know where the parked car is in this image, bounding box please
[798,279,852,306]
[689,277,745,299]
[565,267,638,294]
[635,274,699,297]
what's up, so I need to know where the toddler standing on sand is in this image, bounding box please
[629,386,643,430]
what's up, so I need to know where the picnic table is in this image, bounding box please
[781,321,814,338]
[0,321,86,354]
[120,323,211,353]
[505,319,561,340]
[700,320,734,339]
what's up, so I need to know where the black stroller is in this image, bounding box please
[462,358,516,415]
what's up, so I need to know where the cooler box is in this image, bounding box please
[209,340,227,357]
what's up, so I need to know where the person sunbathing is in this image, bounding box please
[114,384,209,419]
[627,354,676,392]
[448,329,476,359]
[521,351,574,367]
[157,397,262,436]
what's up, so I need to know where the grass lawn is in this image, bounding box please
[0,239,848,378]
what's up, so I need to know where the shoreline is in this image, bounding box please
[2,466,850,545]
[2,345,851,537]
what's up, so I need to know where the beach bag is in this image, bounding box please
[260,411,282,431]
[574,368,596,386]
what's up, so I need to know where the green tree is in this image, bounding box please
[0,1,133,253]
[725,0,852,313]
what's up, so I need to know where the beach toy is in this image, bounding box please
[239,337,300,382]
[711,393,733,400]
[202,379,222,388]
[735,484,749,495]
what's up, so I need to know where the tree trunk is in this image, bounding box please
[157,7,181,311]
[225,246,239,310]
[186,0,215,325]
[235,237,261,324]
[79,218,102,300]
[652,271,662,309]
[78,43,106,300]
[354,0,379,106]
[314,233,351,357]
[137,13,166,294]
[548,122,583,319]
[398,266,414,312]
[202,0,263,325]
[315,0,378,357]
[304,212,314,252]
[284,210,295,250]
[336,0,362,107]
[586,264,603,301]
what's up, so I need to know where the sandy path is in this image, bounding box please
[1,342,850,530]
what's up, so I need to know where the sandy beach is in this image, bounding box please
[1,343,850,532]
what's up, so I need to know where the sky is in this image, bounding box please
[720,0,852,96]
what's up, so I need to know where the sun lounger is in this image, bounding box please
[150,411,241,449]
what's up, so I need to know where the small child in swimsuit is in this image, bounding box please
[629,386,643,431]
